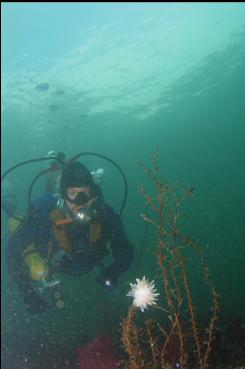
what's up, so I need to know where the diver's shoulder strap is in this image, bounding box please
[49,209,72,253]
[89,223,102,244]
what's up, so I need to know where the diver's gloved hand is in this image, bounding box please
[96,265,118,290]
[23,290,50,315]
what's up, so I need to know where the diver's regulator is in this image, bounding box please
[75,207,99,224]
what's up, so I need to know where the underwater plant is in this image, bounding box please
[121,150,219,369]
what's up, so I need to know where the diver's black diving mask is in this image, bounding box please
[65,190,101,225]
[65,191,93,206]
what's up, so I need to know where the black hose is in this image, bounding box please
[1,157,65,183]
[1,157,64,220]
[28,168,55,208]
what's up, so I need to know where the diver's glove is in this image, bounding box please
[96,265,118,290]
[23,289,50,315]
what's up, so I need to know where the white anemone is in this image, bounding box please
[127,276,159,312]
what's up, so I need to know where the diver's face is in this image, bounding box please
[65,186,95,215]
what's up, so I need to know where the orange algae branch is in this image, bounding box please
[121,151,219,369]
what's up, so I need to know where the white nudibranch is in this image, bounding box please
[127,276,159,312]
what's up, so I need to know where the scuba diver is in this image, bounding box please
[6,158,134,314]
